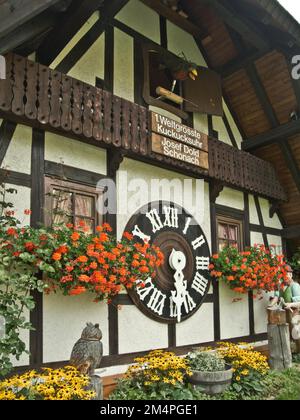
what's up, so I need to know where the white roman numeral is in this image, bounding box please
[183,291,196,313]
[137,278,153,301]
[196,256,210,271]
[146,209,164,233]
[192,272,208,296]
[147,289,166,316]
[132,225,151,243]
[164,206,178,228]
[183,217,192,235]
[192,235,206,250]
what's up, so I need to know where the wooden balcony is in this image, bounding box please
[0,54,286,202]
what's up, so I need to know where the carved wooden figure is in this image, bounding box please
[70,323,103,376]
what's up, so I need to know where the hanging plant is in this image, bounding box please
[0,181,164,376]
[209,245,289,295]
[43,222,164,301]
[1,220,164,302]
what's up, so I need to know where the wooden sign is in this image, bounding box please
[151,112,208,152]
[152,133,209,170]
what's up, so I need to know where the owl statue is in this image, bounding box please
[70,323,103,375]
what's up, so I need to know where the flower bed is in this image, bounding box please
[0,366,95,400]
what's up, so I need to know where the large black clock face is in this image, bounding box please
[124,201,211,324]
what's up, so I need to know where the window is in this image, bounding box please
[216,216,243,252]
[44,177,104,233]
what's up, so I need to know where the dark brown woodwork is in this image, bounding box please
[38,0,105,66]
[140,0,205,38]
[0,53,286,202]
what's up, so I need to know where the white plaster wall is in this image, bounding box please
[118,305,168,354]
[212,116,232,146]
[116,0,160,44]
[45,133,107,175]
[51,12,100,70]
[5,184,31,226]
[1,125,32,174]
[176,303,214,346]
[216,187,245,211]
[249,195,260,225]
[114,28,134,102]
[67,35,105,86]
[194,113,209,135]
[43,291,109,363]
[259,197,282,230]
[250,231,264,247]
[219,282,250,339]
[253,292,270,335]
[250,230,271,334]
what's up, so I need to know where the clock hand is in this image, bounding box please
[169,249,187,323]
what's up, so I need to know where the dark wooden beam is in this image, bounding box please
[279,140,300,194]
[55,0,130,73]
[0,11,57,54]
[199,0,269,50]
[38,0,104,66]
[0,0,60,39]
[0,120,16,165]
[254,196,269,248]
[140,0,205,38]
[282,225,300,240]
[218,48,272,79]
[242,120,300,152]
[30,128,45,368]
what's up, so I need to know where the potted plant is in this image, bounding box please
[186,351,233,396]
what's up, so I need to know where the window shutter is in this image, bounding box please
[183,66,223,116]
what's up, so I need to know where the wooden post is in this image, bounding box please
[268,323,292,370]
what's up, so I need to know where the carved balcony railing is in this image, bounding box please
[0,54,286,201]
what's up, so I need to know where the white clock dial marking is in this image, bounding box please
[132,225,151,243]
[183,217,192,235]
[196,256,210,271]
[137,278,154,301]
[147,289,166,316]
[163,206,179,228]
[192,272,209,296]
[146,209,164,233]
[136,278,166,316]
[192,235,206,250]
[169,249,196,322]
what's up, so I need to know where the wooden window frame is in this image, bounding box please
[44,177,104,231]
[216,214,244,252]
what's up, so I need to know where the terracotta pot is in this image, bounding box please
[188,365,233,396]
